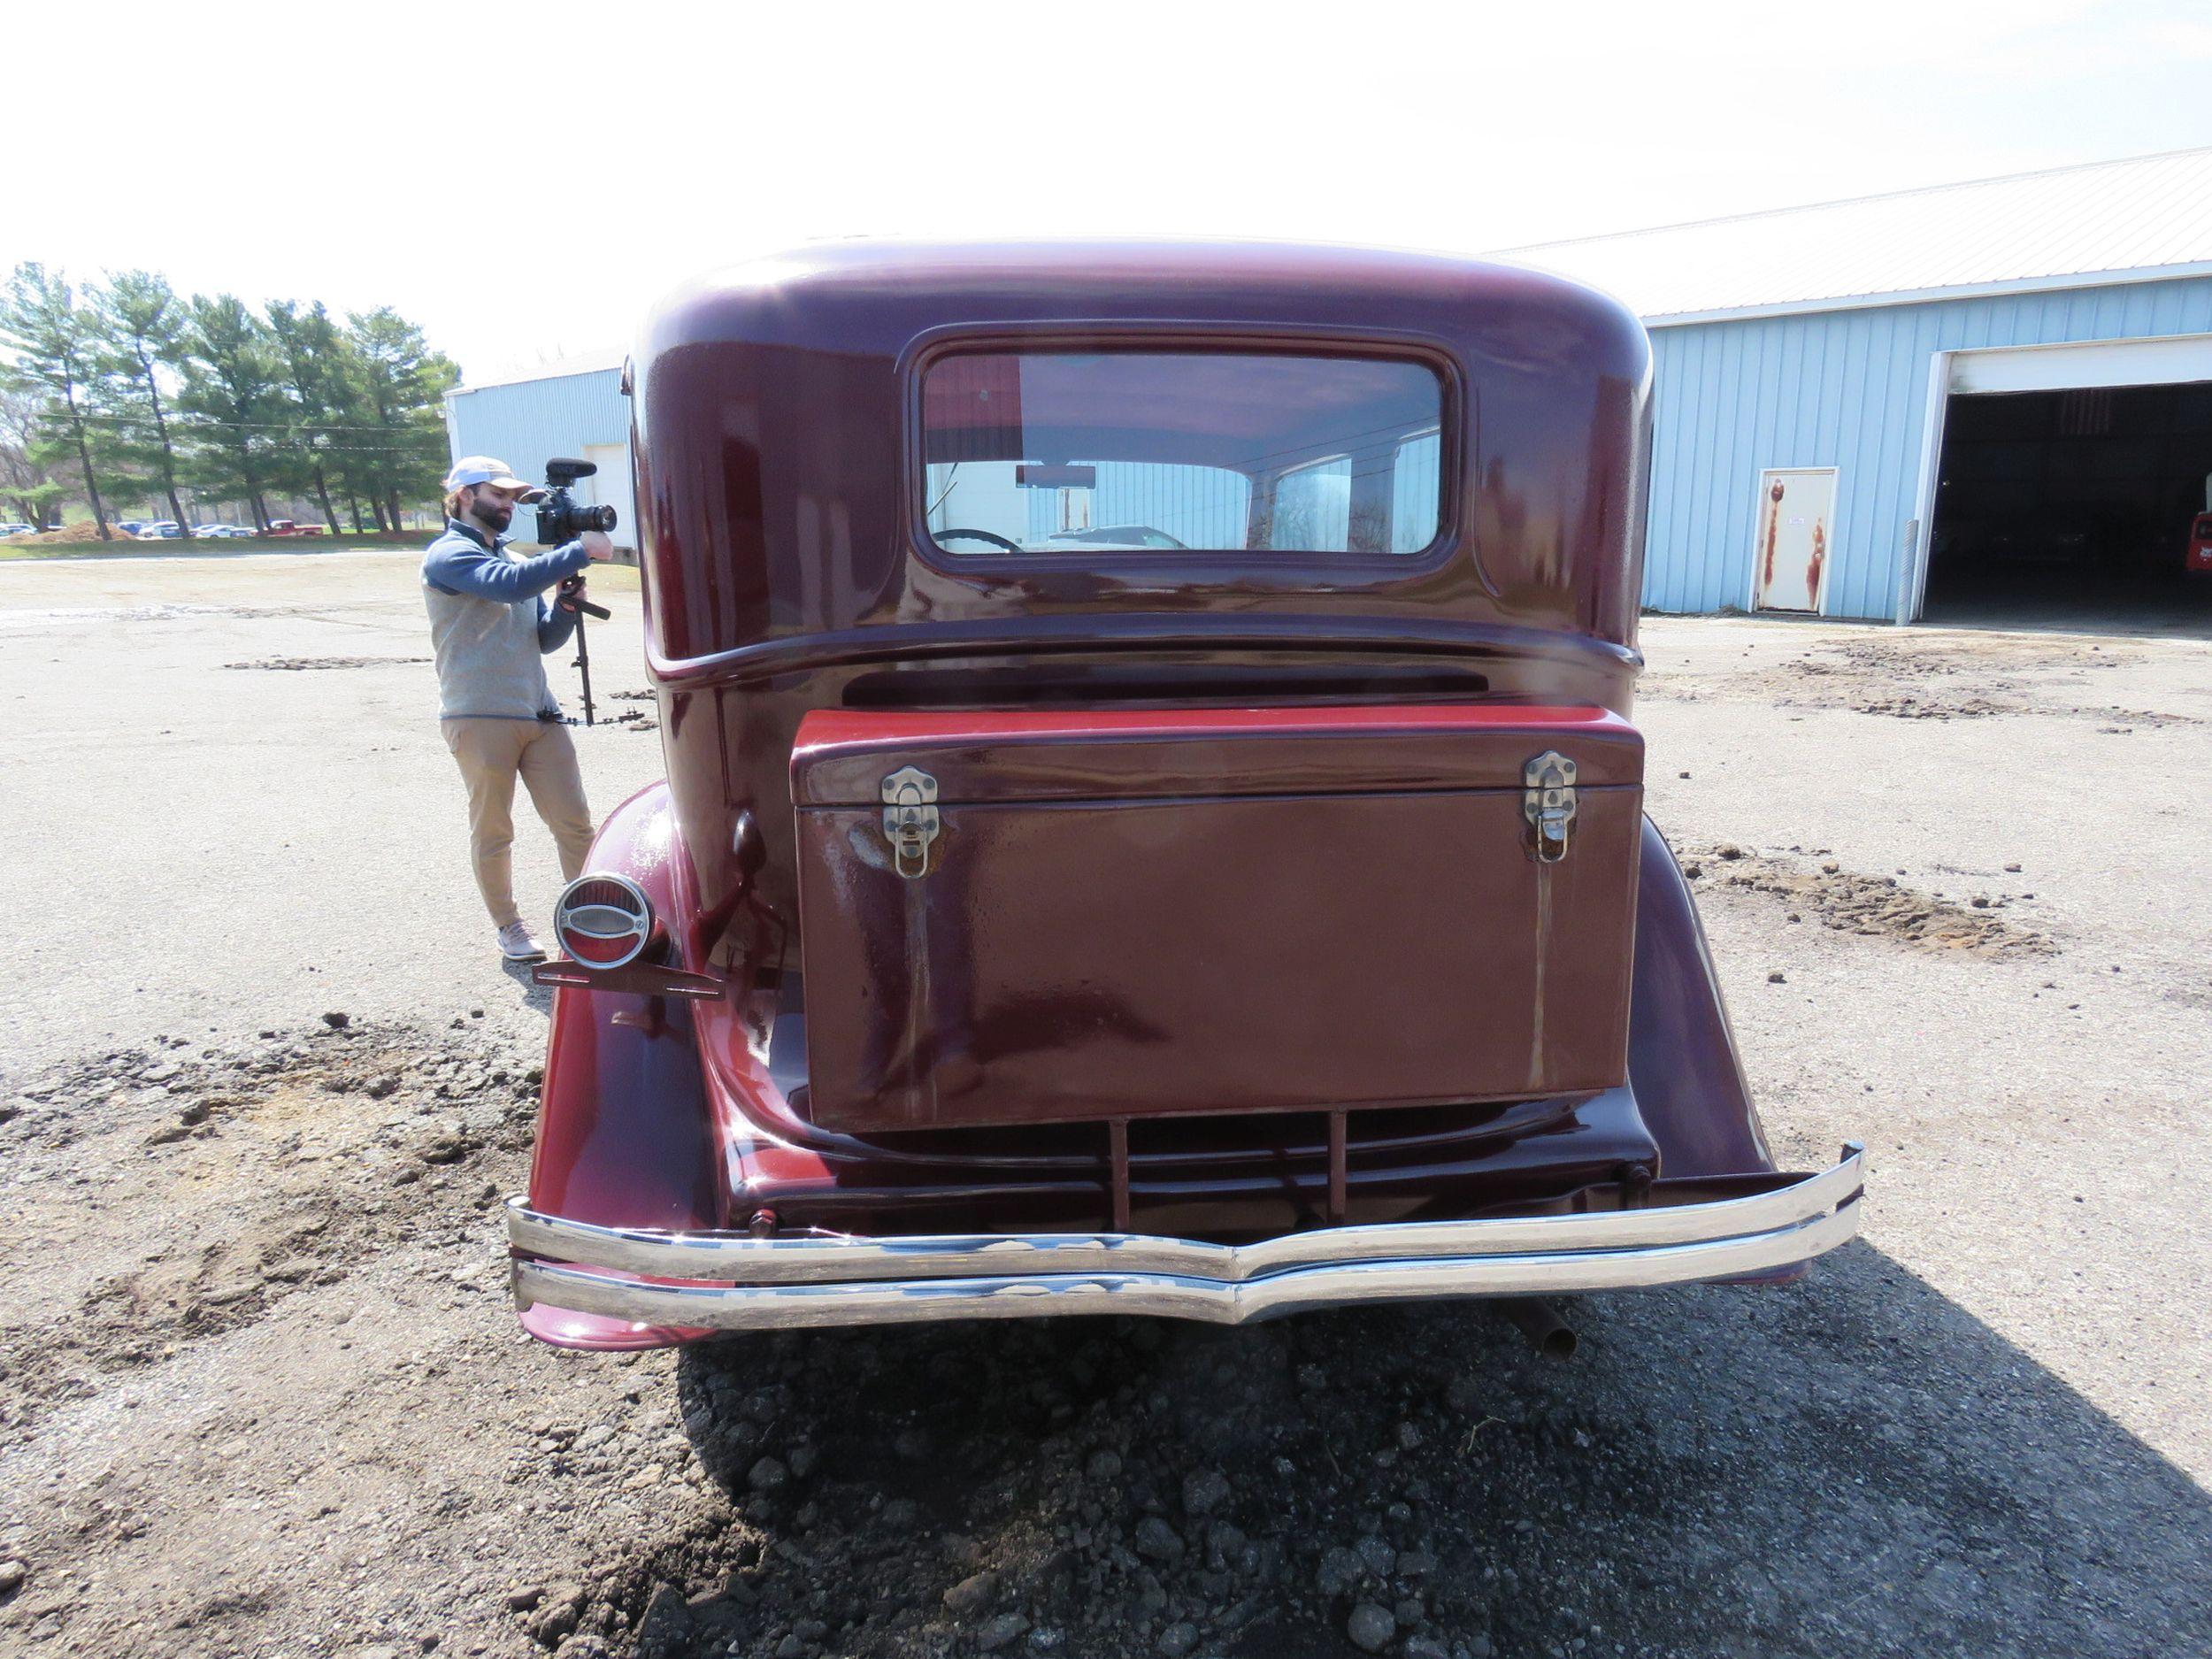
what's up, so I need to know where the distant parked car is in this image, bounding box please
[134,522,183,540]
[115,520,148,535]
[264,519,327,537]
[0,523,38,538]
[192,523,252,539]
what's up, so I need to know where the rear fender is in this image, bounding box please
[527,781,723,1234]
[1628,817,1774,1179]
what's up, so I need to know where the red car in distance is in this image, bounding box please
[263,519,326,537]
[508,241,1863,1354]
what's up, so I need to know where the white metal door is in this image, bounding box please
[582,442,637,554]
[1750,467,1837,613]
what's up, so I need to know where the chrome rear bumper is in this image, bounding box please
[508,1143,1863,1332]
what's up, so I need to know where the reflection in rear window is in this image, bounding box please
[919,352,1445,558]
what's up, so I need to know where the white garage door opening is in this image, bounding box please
[1907,334,2212,633]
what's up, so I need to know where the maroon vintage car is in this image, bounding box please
[508,241,1863,1352]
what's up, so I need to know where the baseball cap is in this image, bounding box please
[442,457,547,500]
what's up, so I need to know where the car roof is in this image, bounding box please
[643,238,1638,363]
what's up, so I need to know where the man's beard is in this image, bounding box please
[474,503,513,532]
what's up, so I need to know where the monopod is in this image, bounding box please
[557,574,611,726]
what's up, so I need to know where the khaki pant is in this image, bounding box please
[441,718,595,930]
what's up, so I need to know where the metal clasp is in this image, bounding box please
[1522,750,1577,864]
[879,766,941,879]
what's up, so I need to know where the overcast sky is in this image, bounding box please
[10,0,2211,381]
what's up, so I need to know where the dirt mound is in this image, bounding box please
[0,1018,536,1432]
[10,521,111,546]
[1644,632,2143,724]
[1683,843,2054,958]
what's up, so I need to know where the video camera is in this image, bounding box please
[536,457,618,547]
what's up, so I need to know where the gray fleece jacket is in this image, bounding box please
[420,519,593,720]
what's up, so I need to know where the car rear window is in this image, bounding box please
[919,350,1446,559]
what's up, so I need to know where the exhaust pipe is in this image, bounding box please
[1494,1297,1577,1361]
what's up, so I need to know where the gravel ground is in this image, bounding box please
[2,552,2208,1658]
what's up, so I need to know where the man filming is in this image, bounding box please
[423,457,611,963]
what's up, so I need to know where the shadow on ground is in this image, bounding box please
[565,1242,2212,1659]
[501,958,556,1017]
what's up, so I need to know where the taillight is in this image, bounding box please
[552,874,657,969]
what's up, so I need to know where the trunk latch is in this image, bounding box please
[880,766,941,879]
[1523,751,1577,864]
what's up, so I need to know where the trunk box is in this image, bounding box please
[791,705,1643,1133]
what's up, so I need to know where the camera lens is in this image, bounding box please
[535,486,618,545]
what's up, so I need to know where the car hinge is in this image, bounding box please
[1522,750,1578,864]
[879,766,941,879]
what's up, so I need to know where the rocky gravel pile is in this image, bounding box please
[506,1310,1713,1659]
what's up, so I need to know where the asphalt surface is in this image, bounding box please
[0,551,2207,1658]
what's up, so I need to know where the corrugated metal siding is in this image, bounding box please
[444,367,629,524]
[1645,276,2212,619]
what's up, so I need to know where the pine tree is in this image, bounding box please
[178,295,291,533]
[265,299,356,535]
[94,272,193,534]
[345,308,459,534]
[0,263,119,537]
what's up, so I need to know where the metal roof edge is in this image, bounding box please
[455,349,628,394]
[1642,261,2212,327]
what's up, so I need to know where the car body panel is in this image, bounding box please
[791,704,1643,1132]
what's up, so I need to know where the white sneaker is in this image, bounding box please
[497,923,547,963]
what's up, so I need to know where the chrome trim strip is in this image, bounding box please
[507,1146,1863,1330]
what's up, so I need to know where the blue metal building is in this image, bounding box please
[1508,147,2212,623]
